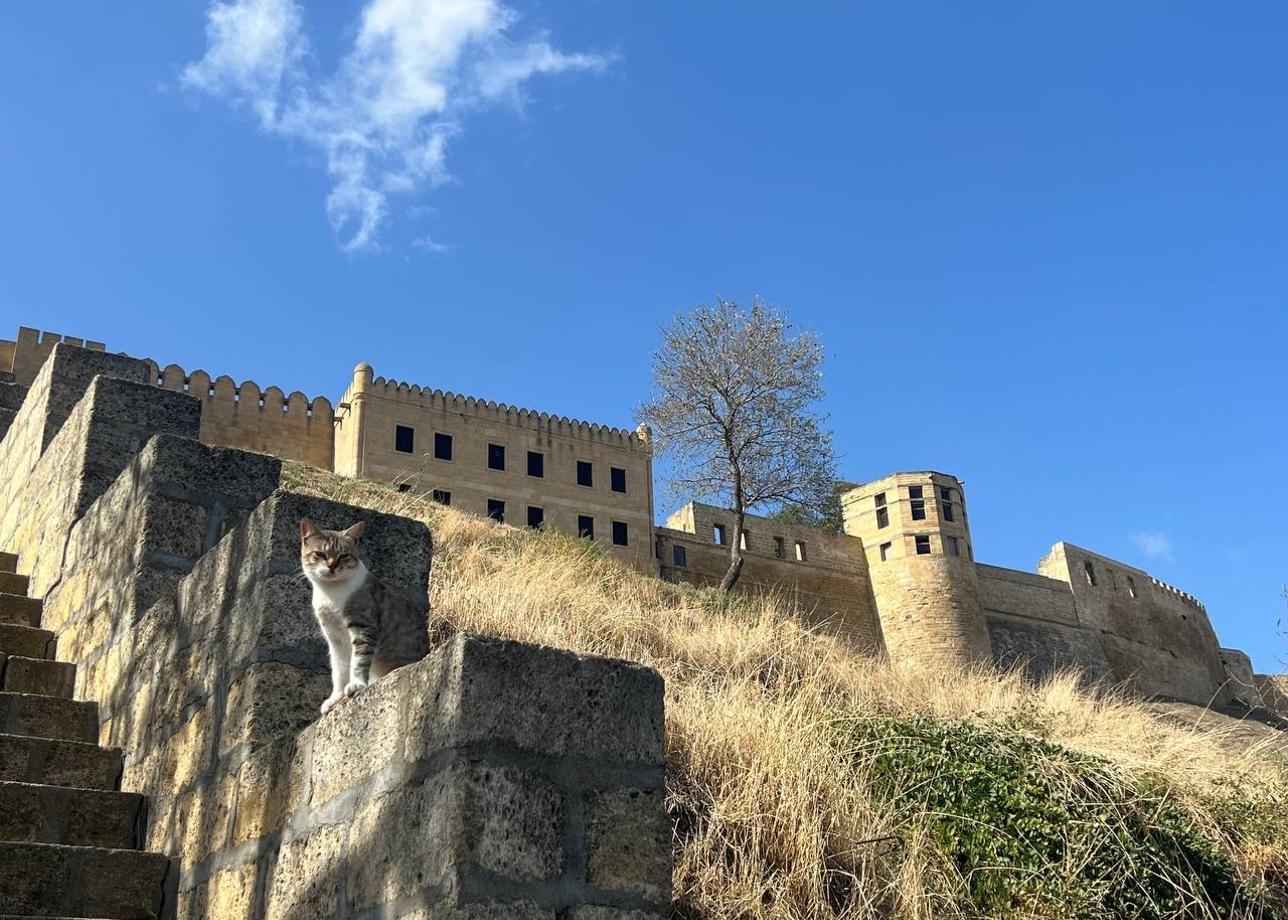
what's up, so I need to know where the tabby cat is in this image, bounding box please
[299,518,430,714]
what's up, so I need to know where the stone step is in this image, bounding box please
[0,595,41,628]
[0,626,54,660]
[0,694,98,744]
[0,841,170,919]
[1,658,75,699]
[0,552,16,573]
[0,782,144,849]
[0,573,28,597]
[0,734,122,790]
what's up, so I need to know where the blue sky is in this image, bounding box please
[2,2,1285,669]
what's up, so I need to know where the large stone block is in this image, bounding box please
[585,787,671,906]
[405,634,665,766]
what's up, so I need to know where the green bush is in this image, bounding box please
[842,717,1272,919]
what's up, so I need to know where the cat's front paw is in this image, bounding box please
[320,693,343,715]
[344,678,367,698]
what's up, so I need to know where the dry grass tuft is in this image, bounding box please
[282,462,1288,919]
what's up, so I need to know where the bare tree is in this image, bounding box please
[639,298,837,591]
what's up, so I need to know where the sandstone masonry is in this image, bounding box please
[1,323,1279,714]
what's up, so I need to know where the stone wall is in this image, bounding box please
[1255,674,1288,718]
[976,563,1114,684]
[0,325,107,387]
[0,355,670,918]
[335,362,656,570]
[1038,542,1231,706]
[657,502,884,651]
[0,346,201,593]
[142,359,335,469]
[1219,648,1263,709]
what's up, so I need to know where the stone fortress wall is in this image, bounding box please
[2,323,1280,715]
[0,340,670,917]
[333,362,656,570]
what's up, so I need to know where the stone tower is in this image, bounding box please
[841,471,992,669]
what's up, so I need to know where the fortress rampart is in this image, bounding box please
[1,323,1278,716]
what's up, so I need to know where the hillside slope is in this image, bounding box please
[283,463,1287,920]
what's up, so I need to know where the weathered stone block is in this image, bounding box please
[0,734,122,790]
[265,823,346,920]
[232,734,310,845]
[308,665,410,807]
[1,657,74,698]
[346,760,565,909]
[406,635,665,766]
[585,787,671,905]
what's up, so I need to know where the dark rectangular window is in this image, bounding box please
[527,451,544,478]
[874,492,886,507]
[673,545,687,567]
[713,523,727,546]
[774,537,785,558]
[488,443,506,471]
[908,485,923,499]
[940,487,952,502]
[576,460,593,487]
[910,500,926,521]
[577,515,595,539]
[434,432,453,461]
[610,467,627,493]
[431,489,451,506]
[942,501,954,522]
[876,507,889,529]
[394,425,415,454]
[915,534,931,555]
[879,541,892,561]
[487,499,505,523]
[612,521,628,546]
[946,535,959,556]
[527,506,544,529]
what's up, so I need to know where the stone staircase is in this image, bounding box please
[0,550,172,919]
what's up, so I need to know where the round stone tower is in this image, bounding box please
[841,471,992,669]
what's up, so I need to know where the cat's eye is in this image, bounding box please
[310,552,325,561]
[337,554,353,562]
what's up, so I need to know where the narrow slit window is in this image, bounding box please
[879,541,892,561]
[940,487,955,522]
[673,545,687,567]
[434,432,453,461]
[946,535,959,556]
[394,425,415,454]
[431,489,451,506]
[915,534,931,555]
[795,541,807,562]
[527,451,544,478]
[576,460,594,487]
[527,506,544,529]
[610,467,627,493]
[487,443,506,471]
[739,531,748,551]
[612,521,628,546]
[577,515,595,540]
[773,537,785,558]
[1127,576,1137,598]
[486,499,505,523]
[1084,560,1097,586]
[713,523,727,546]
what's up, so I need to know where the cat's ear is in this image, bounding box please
[343,521,366,542]
[299,518,317,540]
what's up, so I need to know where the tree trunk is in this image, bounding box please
[719,510,746,592]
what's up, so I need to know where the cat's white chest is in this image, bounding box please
[310,563,370,616]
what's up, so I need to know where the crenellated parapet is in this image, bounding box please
[0,326,107,387]
[1149,576,1207,612]
[345,365,651,451]
[141,358,335,468]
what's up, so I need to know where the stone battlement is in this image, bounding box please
[344,363,651,450]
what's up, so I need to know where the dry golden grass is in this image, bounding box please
[282,462,1288,919]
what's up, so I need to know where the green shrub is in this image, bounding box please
[843,717,1272,919]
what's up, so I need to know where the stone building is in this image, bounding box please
[1,324,1278,712]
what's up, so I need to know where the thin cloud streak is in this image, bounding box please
[1132,530,1175,563]
[182,0,607,251]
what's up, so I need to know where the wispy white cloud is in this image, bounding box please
[411,233,454,254]
[1132,530,1175,563]
[182,0,607,251]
